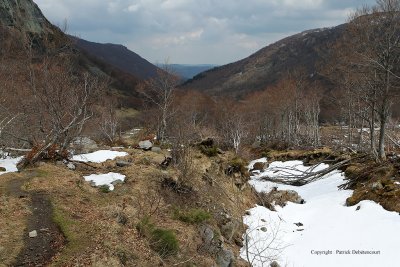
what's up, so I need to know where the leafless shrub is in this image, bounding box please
[135,187,163,219]
[243,219,287,267]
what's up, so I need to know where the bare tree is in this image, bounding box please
[138,61,179,142]
[346,0,400,159]
[216,100,249,154]
[20,57,105,166]
[229,114,249,154]
[98,96,120,144]
[242,218,286,267]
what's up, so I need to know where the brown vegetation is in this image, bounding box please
[0,145,255,266]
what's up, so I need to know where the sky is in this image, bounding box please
[35,0,376,65]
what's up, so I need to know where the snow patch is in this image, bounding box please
[0,156,23,175]
[72,150,128,163]
[83,172,126,191]
[242,160,400,267]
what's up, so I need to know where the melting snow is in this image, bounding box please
[83,172,126,191]
[72,150,128,163]
[242,160,400,267]
[0,156,23,175]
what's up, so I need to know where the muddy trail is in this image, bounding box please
[5,171,65,267]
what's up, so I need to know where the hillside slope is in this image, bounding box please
[0,0,144,108]
[182,25,346,97]
[73,37,161,80]
[0,0,53,34]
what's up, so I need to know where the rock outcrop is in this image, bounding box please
[0,0,54,34]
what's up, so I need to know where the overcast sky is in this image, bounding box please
[35,0,375,65]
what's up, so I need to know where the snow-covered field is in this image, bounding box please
[0,156,23,175]
[72,150,128,163]
[242,159,400,267]
[83,172,126,191]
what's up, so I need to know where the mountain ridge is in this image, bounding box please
[72,36,161,80]
[0,0,144,108]
[182,24,346,97]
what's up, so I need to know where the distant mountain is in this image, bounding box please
[182,26,346,97]
[169,64,217,80]
[72,37,161,80]
[0,0,143,108]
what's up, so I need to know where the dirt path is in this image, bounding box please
[5,172,65,267]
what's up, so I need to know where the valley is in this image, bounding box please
[1,0,400,267]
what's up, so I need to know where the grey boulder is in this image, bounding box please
[139,140,153,150]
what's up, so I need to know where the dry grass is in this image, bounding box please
[343,159,400,212]
[262,147,336,163]
[0,146,255,266]
[0,177,30,266]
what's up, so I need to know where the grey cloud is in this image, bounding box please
[35,0,377,64]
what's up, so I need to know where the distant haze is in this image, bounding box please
[35,0,375,65]
[168,64,217,80]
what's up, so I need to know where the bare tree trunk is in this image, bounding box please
[378,115,386,160]
[378,97,389,160]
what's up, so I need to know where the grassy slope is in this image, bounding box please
[0,147,254,266]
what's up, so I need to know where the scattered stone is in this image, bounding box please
[251,162,268,172]
[29,230,37,238]
[294,222,303,227]
[71,136,98,153]
[151,146,162,153]
[216,248,234,267]
[160,156,172,168]
[0,167,6,172]
[199,225,226,256]
[259,189,304,208]
[116,160,132,167]
[245,211,251,216]
[356,205,361,211]
[67,163,76,170]
[260,227,267,232]
[235,237,243,247]
[270,261,281,267]
[138,140,153,150]
[371,181,384,190]
[221,220,239,241]
[200,225,214,245]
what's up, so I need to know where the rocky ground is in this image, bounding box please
[1,139,400,267]
[0,139,256,267]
